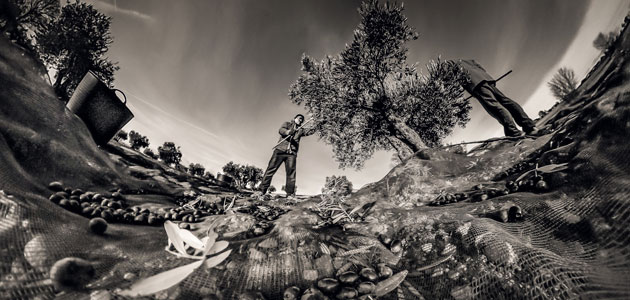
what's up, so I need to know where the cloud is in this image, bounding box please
[122,91,254,174]
[86,0,155,22]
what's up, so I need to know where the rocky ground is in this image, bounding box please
[1,17,630,300]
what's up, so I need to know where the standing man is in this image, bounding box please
[454,59,540,137]
[257,114,315,199]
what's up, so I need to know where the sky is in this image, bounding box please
[87,0,629,195]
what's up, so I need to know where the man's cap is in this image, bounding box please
[294,114,305,120]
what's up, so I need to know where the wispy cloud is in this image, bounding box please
[123,91,254,174]
[86,0,155,22]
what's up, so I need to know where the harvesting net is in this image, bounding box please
[1,18,630,300]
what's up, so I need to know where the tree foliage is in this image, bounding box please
[36,0,118,101]
[203,171,215,180]
[0,0,59,49]
[548,67,578,101]
[128,130,149,150]
[188,163,205,177]
[115,129,128,141]
[593,31,617,51]
[158,142,182,166]
[221,161,263,189]
[143,147,158,160]
[289,0,469,169]
[321,175,353,198]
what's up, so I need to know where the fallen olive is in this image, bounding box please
[495,209,509,223]
[359,267,378,282]
[123,213,134,223]
[112,192,125,200]
[82,207,94,216]
[317,278,340,294]
[134,214,147,224]
[301,287,326,300]
[336,287,358,299]
[284,286,300,300]
[356,281,375,294]
[508,206,523,221]
[377,263,393,279]
[535,180,548,191]
[101,210,113,221]
[55,191,69,199]
[59,199,70,209]
[79,194,90,202]
[49,194,64,204]
[338,271,359,285]
[69,200,80,211]
[50,257,95,291]
[48,181,64,192]
[390,240,403,253]
[89,218,108,235]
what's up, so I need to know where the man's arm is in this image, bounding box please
[278,121,294,137]
[298,126,317,137]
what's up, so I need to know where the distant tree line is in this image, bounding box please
[115,129,269,186]
[222,162,263,190]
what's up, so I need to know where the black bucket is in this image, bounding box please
[67,71,134,146]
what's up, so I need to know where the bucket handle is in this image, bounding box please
[112,89,127,104]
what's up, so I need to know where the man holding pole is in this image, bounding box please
[257,114,316,199]
[453,59,540,137]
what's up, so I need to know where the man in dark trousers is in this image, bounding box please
[455,59,540,137]
[257,114,315,199]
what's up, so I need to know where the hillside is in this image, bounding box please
[1,15,630,300]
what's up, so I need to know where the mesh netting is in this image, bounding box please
[2,16,630,300]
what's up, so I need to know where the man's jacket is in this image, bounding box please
[275,120,315,154]
[457,59,495,92]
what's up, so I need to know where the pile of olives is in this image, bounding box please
[429,174,548,207]
[505,175,548,193]
[47,182,151,224]
[237,205,288,221]
[282,264,395,300]
[48,182,208,227]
